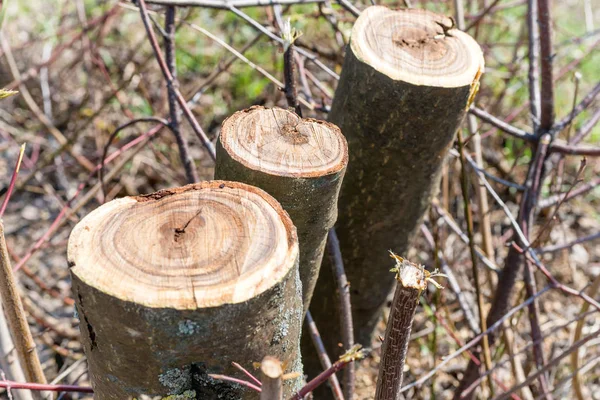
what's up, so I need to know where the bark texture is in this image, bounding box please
[375,257,426,400]
[68,181,303,400]
[215,106,348,313]
[310,6,484,363]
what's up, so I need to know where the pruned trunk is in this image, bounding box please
[310,6,484,363]
[68,181,303,399]
[215,106,348,313]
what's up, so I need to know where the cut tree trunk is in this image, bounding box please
[68,181,303,400]
[375,256,427,400]
[215,106,348,313]
[311,4,484,359]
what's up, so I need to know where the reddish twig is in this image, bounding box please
[291,347,364,400]
[207,374,262,392]
[0,144,25,217]
[231,362,262,388]
[305,311,344,400]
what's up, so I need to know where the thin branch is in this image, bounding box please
[469,107,536,141]
[457,130,494,395]
[527,0,541,131]
[291,347,364,400]
[400,286,552,393]
[165,5,199,183]
[227,5,339,80]
[549,140,600,156]
[552,81,600,134]
[569,107,600,145]
[0,223,47,396]
[421,225,480,335]
[537,231,600,253]
[0,381,92,394]
[492,329,600,400]
[335,0,360,17]
[305,311,344,400]
[326,228,355,400]
[208,374,262,392]
[571,274,600,400]
[100,117,169,200]
[137,0,216,160]
[231,362,262,388]
[146,0,326,8]
[537,0,554,131]
[538,176,600,209]
[0,144,26,217]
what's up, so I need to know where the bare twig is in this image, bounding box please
[549,140,600,156]
[527,0,541,131]
[492,328,600,400]
[137,0,216,160]
[0,144,25,218]
[571,274,600,400]
[231,362,262,388]
[326,228,354,400]
[456,129,494,396]
[0,381,92,394]
[469,107,536,141]
[400,286,552,393]
[207,374,262,392]
[421,225,480,335]
[305,311,344,400]
[146,0,326,8]
[537,231,600,253]
[291,346,365,400]
[551,81,600,134]
[164,5,199,183]
[0,223,47,398]
[100,117,169,201]
[537,0,554,131]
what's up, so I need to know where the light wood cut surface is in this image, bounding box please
[352,6,484,87]
[68,181,298,309]
[219,106,347,178]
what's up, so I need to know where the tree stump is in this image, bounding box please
[68,181,303,400]
[215,106,348,313]
[311,5,484,355]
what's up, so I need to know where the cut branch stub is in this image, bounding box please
[215,106,348,313]
[260,356,283,400]
[375,256,427,400]
[68,181,303,400]
[310,4,484,363]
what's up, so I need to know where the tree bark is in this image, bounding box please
[310,5,484,359]
[214,106,348,313]
[68,181,303,400]
[375,257,427,400]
